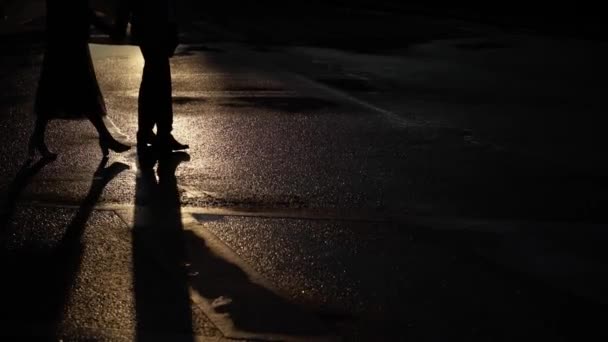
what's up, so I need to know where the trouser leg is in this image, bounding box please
[138,46,173,141]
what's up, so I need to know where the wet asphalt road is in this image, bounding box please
[2,43,406,212]
[1,34,608,340]
[3,37,608,221]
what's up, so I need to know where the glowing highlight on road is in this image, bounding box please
[89,43,144,71]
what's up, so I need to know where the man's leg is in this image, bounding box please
[151,54,173,140]
[137,45,164,148]
[112,0,131,41]
[139,44,188,151]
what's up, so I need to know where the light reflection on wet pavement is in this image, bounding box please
[1,39,607,340]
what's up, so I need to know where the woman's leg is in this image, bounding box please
[28,117,55,158]
[86,112,130,156]
[86,112,112,140]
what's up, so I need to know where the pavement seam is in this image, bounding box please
[184,219,335,342]
[108,206,335,341]
[12,200,607,230]
[9,200,395,222]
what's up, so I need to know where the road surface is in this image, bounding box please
[1,13,608,341]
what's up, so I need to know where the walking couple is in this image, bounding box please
[29,0,188,160]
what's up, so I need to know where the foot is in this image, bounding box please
[99,136,131,157]
[155,134,189,153]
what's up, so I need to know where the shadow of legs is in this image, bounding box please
[0,156,56,241]
[0,158,128,337]
[183,229,330,336]
[132,152,194,340]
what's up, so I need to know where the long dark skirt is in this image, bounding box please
[35,42,107,120]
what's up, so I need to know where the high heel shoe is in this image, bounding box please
[99,136,131,157]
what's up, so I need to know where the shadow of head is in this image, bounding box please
[183,230,330,336]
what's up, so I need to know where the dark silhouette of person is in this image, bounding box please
[129,151,330,337]
[0,157,56,244]
[29,0,130,159]
[132,151,193,338]
[113,0,189,153]
[0,158,128,338]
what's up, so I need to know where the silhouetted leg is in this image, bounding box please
[138,45,187,152]
[86,112,130,156]
[155,57,173,140]
[86,112,111,140]
[28,117,55,158]
[156,57,173,138]
[29,117,47,153]
[139,45,173,136]
[138,46,166,147]
[132,153,193,338]
[112,0,131,40]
